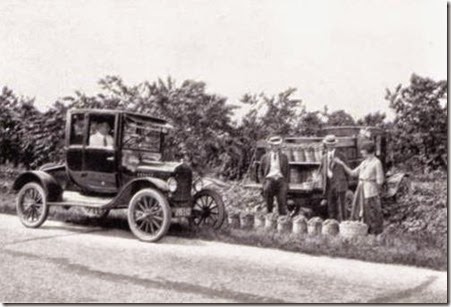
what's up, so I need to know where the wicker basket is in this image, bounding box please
[313,143,323,161]
[292,215,308,234]
[227,212,240,229]
[339,221,368,238]
[305,146,315,162]
[307,217,323,235]
[265,213,278,230]
[292,145,306,162]
[254,214,266,228]
[277,216,292,233]
[240,212,254,229]
[322,219,339,236]
[281,147,293,161]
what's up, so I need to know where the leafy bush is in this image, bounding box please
[386,74,447,170]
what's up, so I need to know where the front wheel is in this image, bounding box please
[190,189,225,229]
[127,188,171,242]
[16,182,49,228]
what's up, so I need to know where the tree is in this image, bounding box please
[296,111,324,136]
[239,88,304,140]
[385,74,447,169]
[325,110,356,126]
[50,76,244,178]
[356,111,387,127]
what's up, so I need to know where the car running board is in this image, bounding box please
[48,191,113,208]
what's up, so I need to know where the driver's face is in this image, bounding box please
[98,123,110,135]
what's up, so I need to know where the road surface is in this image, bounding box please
[0,213,447,303]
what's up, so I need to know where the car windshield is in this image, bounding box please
[123,116,163,152]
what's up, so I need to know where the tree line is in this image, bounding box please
[0,74,447,178]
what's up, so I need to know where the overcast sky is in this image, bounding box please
[0,0,447,120]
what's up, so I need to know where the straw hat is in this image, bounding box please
[322,134,338,146]
[267,135,283,145]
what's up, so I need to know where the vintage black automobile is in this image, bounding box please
[12,109,225,242]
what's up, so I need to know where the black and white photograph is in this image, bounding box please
[0,0,447,303]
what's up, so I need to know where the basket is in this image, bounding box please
[307,217,323,235]
[227,212,240,228]
[322,219,339,236]
[292,215,308,234]
[305,146,315,162]
[339,221,368,238]
[240,212,254,229]
[254,214,266,228]
[265,213,278,230]
[281,147,293,161]
[292,145,306,162]
[277,216,292,233]
[313,143,323,161]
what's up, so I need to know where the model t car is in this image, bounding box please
[12,109,225,242]
[246,126,410,217]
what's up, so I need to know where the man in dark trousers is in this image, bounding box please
[319,135,349,221]
[259,136,289,215]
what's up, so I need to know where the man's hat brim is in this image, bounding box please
[268,137,283,145]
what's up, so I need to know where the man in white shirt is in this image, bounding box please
[319,135,349,221]
[89,121,114,148]
[259,136,289,215]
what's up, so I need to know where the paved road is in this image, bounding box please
[0,213,447,303]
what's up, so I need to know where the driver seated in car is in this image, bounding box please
[89,121,114,148]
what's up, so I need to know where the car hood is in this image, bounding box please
[136,161,185,173]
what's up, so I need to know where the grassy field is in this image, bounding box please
[0,168,447,271]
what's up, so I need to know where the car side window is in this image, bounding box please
[70,114,85,145]
[87,115,115,149]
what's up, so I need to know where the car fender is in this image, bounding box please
[109,177,170,209]
[12,171,63,202]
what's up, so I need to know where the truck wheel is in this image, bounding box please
[191,189,225,229]
[127,188,171,242]
[16,182,49,228]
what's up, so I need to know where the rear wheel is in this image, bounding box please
[127,188,171,242]
[16,182,49,228]
[191,189,225,229]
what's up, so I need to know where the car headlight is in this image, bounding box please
[193,178,203,192]
[167,177,178,192]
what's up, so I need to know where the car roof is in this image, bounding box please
[68,108,168,125]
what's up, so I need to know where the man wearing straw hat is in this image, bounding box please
[259,136,289,215]
[319,134,349,221]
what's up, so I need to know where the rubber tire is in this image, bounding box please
[16,182,49,228]
[191,189,226,230]
[127,188,171,242]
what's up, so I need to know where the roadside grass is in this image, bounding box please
[0,187,446,271]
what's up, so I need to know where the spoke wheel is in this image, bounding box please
[191,189,225,229]
[80,207,110,219]
[128,188,170,242]
[16,182,49,228]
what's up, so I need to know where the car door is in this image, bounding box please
[66,112,87,188]
[82,113,119,194]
